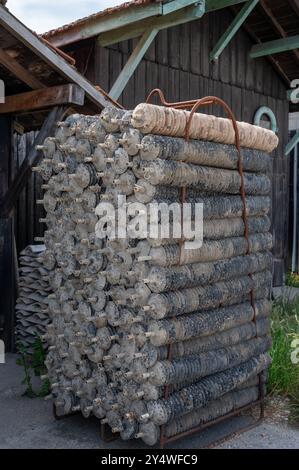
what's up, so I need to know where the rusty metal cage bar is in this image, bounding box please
[145,89,266,449]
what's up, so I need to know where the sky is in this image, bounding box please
[7,0,123,33]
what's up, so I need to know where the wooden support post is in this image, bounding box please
[109,27,158,100]
[206,0,247,10]
[0,115,15,352]
[259,0,299,65]
[250,34,299,58]
[210,0,259,61]
[0,106,66,218]
[0,218,15,352]
[0,84,85,114]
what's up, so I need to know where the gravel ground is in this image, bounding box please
[1,354,299,449]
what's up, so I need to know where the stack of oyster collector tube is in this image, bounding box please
[15,245,52,353]
[36,102,278,446]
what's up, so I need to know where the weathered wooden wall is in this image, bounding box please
[12,132,45,252]
[72,10,289,285]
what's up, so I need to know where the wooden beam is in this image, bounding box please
[285,131,299,156]
[210,0,259,61]
[44,1,202,48]
[109,27,158,100]
[206,0,247,10]
[231,6,290,85]
[288,0,299,18]
[250,34,299,58]
[0,218,15,351]
[0,84,85,114]
[98,4,205,47]
[0,116,14,350]
[163,0,200,15]
[44,2,163,48]
[259,0,299,65]
[0,106,66,218]
[0,6,115,109]
[0,48,45,89]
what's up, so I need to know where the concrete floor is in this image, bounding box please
[1,354,299,449]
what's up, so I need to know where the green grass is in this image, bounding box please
[286,271,299,288]
[269,294,299,421]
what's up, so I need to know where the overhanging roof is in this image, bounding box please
[42,0,299,87]
[0,4,118,129]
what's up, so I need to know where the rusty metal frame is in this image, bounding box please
[52,402,79,421]
[53,403,120,443]
[145,89,266,450]
[100,423,120,443]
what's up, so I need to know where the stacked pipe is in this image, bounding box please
[38,102,277,446]
[15,245,52,353]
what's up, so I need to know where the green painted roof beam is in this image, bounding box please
[285,131,299,156]
[250,34,299,58]
[210,0,259,61]
[206,0,247,11]
[109,27,158,100]
[163,0,202,16]
[46,3,162,47]
[48,1,201,48]
[98,3,205,47]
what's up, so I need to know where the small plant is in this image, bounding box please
[16,344,36,398]
[32,336,47,377]
[286,271,299,288]
[16,336,50,398]
[269,297,299,421]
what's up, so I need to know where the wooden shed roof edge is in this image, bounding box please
[42,0,247,48]
[0,5,119,110]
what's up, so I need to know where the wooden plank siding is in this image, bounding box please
[12,131,45,252]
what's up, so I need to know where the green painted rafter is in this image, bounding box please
[98,3,205,47]
[45,3,162,47]
[109,27,158,100]
[210,0,259,61]
[162,0,201,15]
[206,0,247,10]
[285,132,299,156]
[48,0,202,48]
[45,1,251,49]
[250,34,299,58]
